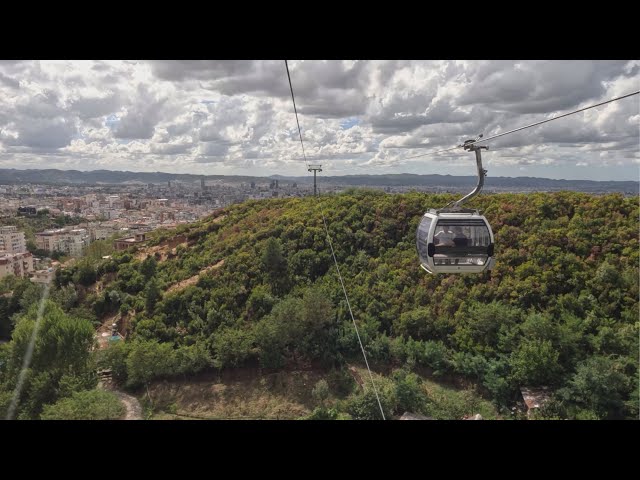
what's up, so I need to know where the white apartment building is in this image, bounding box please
[0,226,27,253]
[88,223,120,241]
[0,251,34,279]
[35,228,90,257]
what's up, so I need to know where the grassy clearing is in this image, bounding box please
[147,369,325,420]
[144,365,500,420]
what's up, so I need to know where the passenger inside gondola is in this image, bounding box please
[453,227,468,247]
[434,227,454,246]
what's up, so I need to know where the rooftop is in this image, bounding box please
[520,386,552,410]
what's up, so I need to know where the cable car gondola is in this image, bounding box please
[416,138,495,274]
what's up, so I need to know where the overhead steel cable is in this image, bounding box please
[284,60,387,420]
[405,90,640,160]
[405,144,462,159]
[285,60,308,163]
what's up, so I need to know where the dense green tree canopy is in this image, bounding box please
[8,190,635,419]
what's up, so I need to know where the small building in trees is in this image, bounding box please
[113,233,146,251]
[30,267,56,284]
[520,386,552,418]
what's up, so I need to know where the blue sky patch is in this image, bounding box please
[340,117,360,130]
[105,114,120,129]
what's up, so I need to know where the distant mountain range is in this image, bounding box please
[0,168,637,194]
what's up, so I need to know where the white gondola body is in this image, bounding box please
[416,210,495,274]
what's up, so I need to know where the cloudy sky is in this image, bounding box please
[0,60,638,180]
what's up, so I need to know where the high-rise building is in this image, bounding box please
[0,226,27,253]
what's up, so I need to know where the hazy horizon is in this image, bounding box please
[1,166,638,185]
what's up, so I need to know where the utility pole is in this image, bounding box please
[307,164,322,196]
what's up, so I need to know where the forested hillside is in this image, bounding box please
[1,191,638,419]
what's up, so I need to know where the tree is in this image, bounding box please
[40,389,124,420]
[125,340,176,388]
[261,238,289,295]
[96,340,129,384]
[559,356,631,419]
[84,238,115,262]
[175,342,213,375]
[393,369,427,415]
[73,261,97,287]
[140,255,158,281]
[145,278,161,314]
[210,327,254,370]
[245,285,275,321]
[3,301,96,419]
[0,279,46,337]
[452,301,522,355]
[312,379,330,407]
[300,289,336,362]
[346,387,395,420]
[55,267,74,288]
[509,339,561,386]
[26,239,38,253]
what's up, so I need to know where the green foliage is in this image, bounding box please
[326,368,356,398]
[345,388,395,420]
[59,191,638,418]
[2,301,96,419]
[73,261,97,287]
[174,342,213,375]
[509,339,562,385]
[0,276,39,340]
[53,215,87,228]
[93,289,122,318]
[40,389,124,420]
[96,341,129,384]
[140,255,158,281]
[84,238,115,262]
[558,356,632,419]
[422,384,498,420]
[125,340,176,388]
[393,368,428,415]
[254,289,337,368]
[303,407,348,420]
[49,284,79,312]
[96,339,213,388]
[261,237,289,295]
[54,267,74,288]
[211,327,254,370]
[144,278,161,315]
[312,379,330,407]
[245,285,275,321]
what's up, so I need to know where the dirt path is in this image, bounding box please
[98,376,143,420]
[165,259,225,294]
[347,364,365,390]
[113,390,143,420]
[135,235,187,262]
